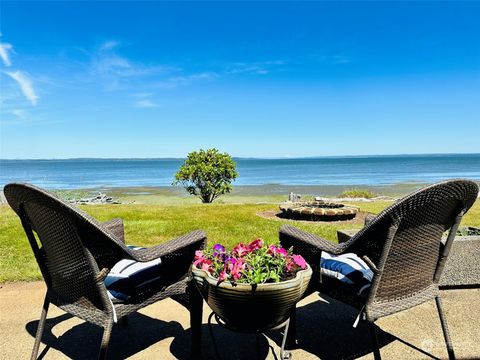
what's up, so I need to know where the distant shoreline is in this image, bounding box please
[1,152,479,161]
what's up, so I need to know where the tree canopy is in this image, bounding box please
[173,148,238,203]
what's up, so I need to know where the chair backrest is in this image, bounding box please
[4,183,128,311]
[345,179,478,308]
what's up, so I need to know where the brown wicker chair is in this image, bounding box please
[4,183,207,360]
[279,179,479,360]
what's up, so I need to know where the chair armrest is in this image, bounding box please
[280,224,345,255]
[364,213,377,227]
[130,230,207,262]
[280,225,347,286]
[101,218,125,243]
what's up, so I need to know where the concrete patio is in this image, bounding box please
[1,282,478,359]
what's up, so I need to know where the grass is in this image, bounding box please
[1,200,479,282]
[338,188,376,199]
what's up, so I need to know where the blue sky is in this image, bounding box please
[0,1,479,159]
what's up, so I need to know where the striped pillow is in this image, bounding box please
[320,252,373,296]
[105,246,163,303]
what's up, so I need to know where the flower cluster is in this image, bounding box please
[193,239,307,285]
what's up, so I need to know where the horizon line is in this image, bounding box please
[1,152,479,161]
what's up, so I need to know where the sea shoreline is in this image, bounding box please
[3,182,479,205]
[103,183,426,197]
[0,183,428,205]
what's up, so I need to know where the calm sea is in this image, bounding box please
[1,154,479,189]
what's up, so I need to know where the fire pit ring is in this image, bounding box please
[279,200,359,221]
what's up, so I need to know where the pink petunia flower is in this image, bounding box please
[201,259,213,273]
[267,244,277,255]
[232,243,249,257]
[248,238,264,252]
[193,250,206,268]
[278,247,288,257]
[268,244,288,257]
[230,258,246,280]
[227,258,236,272]
[217,269,228,284]
[292,255,307,269]
[193,258,203,268]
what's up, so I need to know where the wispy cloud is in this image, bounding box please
[314,54,351,65]
[8,108,28,119]
[0,42,13,66]
[154,72,218,88]
[99,40,120,51]
[88,40,174,90]
[133,99,160,108]
[227,60,286,75]
[4,70,39,105]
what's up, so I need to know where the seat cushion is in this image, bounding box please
[320,252,373,296]
[105,246,163,303]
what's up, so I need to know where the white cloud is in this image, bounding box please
[71,40,217,92]
[88,41,174,90]
[228,60,286,75]
[0,42,13,66]
[4,70,39,105]
[9,109,28,118]
[154,72,218,88]
[134,99,160,108]
[100,40,120,51]
[92,54,132,75]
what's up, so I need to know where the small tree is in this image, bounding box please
[173,148,238,203]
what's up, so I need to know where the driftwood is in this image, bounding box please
[69,192,122,205]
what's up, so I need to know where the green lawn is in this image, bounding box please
[1,200,479,282]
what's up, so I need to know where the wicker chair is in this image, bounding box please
[279,179,479,360]
[4,183,207,360]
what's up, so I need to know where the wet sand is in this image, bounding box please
[0,183,430,205]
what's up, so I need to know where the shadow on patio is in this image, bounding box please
[24,294,440,360]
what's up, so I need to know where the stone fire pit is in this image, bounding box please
[279,200,359,221]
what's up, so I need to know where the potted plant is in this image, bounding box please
[192,239,312,332]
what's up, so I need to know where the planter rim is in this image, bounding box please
[192,264,312,292]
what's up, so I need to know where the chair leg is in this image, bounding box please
[190,283,203,360]
[368,321,381,360]
[435,296,455,360]
[98,319,114,360]
[31,296,50,360]
[285,309,297,350]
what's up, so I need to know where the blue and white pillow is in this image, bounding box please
[105,246,162,303]
[320,252,373,296]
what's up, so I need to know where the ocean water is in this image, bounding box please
[0,154,479,189]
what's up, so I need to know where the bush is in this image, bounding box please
[338,188,376,199]
[173,148,238,203]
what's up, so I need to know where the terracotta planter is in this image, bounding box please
[192,265,312,332]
